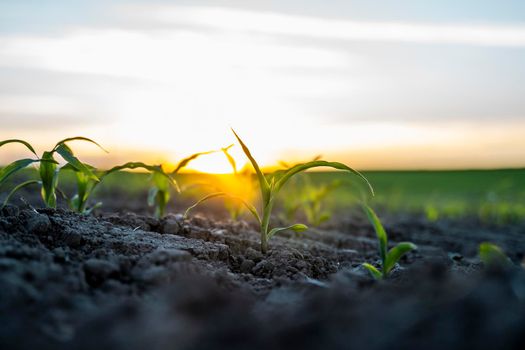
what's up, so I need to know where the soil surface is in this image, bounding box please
[1,202,525,350]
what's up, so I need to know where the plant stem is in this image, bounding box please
[260,200,273,254]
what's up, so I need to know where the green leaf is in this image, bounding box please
[184,192,225,219]
[231,128,271,203]
[221,144,237,174]
[104,162,179,192]
[0,158,40,185]
[55,144,99,181]
[0,139,38,157]
[54,136,108,153]
[384,242,417,274]
[184,191,261,224]
[83,202,103,215]
[479,242,512,268]
[60,163,98,212]
[69,194,80,211]
[154,189,170,218]
[228,195,261,224]
[274,160,374,196]
[267,223,308,240]
[1,180,40,209]
[151,171,171,192]
[40,151,58,208]
[362,263,383,280]
[60,162,96,173]
[173,149,218,174]
[364,205,388,264]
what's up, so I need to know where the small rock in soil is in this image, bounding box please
[161,214,183,234]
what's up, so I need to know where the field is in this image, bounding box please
[58,168,525,223]
[1,166,525,349]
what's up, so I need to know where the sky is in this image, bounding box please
[0,0,524,172]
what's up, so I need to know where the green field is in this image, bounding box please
[83,168,525,224]
[301,168,525,224]
[2,168,525,224]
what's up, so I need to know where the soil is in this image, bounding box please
[1,198,525,350]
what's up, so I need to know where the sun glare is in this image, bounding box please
[184,154,235,174]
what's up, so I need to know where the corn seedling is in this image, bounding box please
[0,137,105,209]
[60,163,101,214]
[302,177,341,226]
[362,205,417,279]
[479,242,512,268]
[186,128,374,254]
[148,148,228,218]
[148,168,175,219]
[276,156,319,223]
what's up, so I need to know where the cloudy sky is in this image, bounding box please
[1,0,524,171]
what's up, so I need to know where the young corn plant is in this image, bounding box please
[186,128,374,254]
[62,162,176,215]
[148,168,175,219]
[60,163,101,214]
[302,177,342,226]
[276,156,319,223]
[148,148,227,218]
[362,205,417,279]
[0,137,105,209]
[478,242,512,268]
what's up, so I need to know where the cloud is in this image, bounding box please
[121,5,525,47]
[0,3,524,169]
[0,112,94,130]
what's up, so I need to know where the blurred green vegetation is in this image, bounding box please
[2,167,524,224]
[302,169,525,224]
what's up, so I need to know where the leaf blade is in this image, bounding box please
[362,263,383,280]
[274,160,374,196]
[231,128,270,202]
[267,223,308,240]
[39,151,58,207]
[0,158,40,185]
[54,136,108,153]
[104,162,180,192]
[364,205,388,264]
[384,242,417,274]
[221,144,237,174]
[1,180,40,209]
[55,144,99,181]
[184,192,227,219]
[184,191,261,224]
[0,139,38,157]
[173,149,218,174]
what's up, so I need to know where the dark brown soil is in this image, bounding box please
[1,202,525,350]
